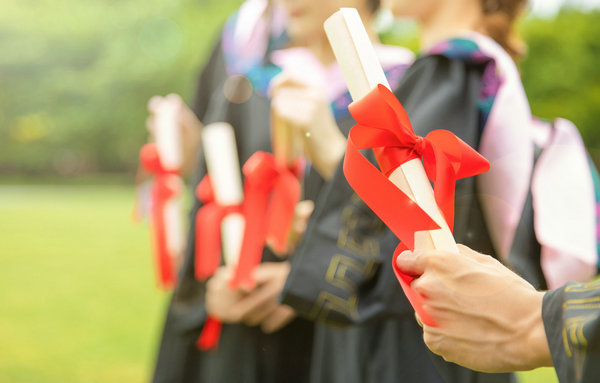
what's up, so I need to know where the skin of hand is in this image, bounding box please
[146,93,203,176]
[205,262,296,333]
[205,266,248,323]
[270,73,346,180]
[396,244,553,372]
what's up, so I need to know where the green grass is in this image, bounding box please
[519,367,559,383]
[0,184,558,382]
[0,184,169,382]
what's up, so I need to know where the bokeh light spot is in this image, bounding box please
[223,75,253,104]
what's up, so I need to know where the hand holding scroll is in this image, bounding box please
[146,94,202,176]
[325,8,489,325]
[270,73,346,180]
[396,245,552,372]
[205,262,296,333]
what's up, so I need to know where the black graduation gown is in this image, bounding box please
[281,53,517,383]
[151,38,315,383]
[543,280,600,383]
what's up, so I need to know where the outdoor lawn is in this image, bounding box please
[0,184,558,382]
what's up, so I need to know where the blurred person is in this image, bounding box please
[146,0,415,382]
[279,0,594,382]
[396,245,600,383]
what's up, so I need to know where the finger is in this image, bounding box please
[269,72,301,97]
[271,94,306,124]
[295,200,315,221]
[415,312,423,328]
[269,72,310,96]
[206,266,233,289]
[147,95,164,113]
[252,262,289,286]
[395,250,425,277]
[271,89,313,114]
[422,326,443,356]
[231,280,281,319]
[242,300,279,326]
[261,305,296,333]
[165,93,183,106]
[180,103,203,131]
[292,200,315,233]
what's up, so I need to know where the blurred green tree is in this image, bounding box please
[0,0,240,176]
[0,2,598,176]
[520,9,600,164]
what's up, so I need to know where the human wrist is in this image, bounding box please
[519,290,553,370]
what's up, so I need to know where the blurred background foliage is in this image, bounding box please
[0,0,241,177]
[0,0,599,177]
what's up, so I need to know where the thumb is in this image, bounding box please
[252,262,290,286]
[395,250,425,277]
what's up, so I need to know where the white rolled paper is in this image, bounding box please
[201,122,246,266]
[154,95,184,171]
[324,8,457,251]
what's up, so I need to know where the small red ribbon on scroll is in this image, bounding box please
[344,84,490,326]
[230,151,302,290]
[194,175,242,351]
[140,143,182,289]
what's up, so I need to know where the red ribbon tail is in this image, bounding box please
[151,183,176,289]
[392,244,436,327]
[230,186,269,291]
[195,204,223,281]
[197,316,223,351]
[265,172,301,254]
[140,144,183,290]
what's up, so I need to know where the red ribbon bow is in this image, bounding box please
[195,151,302,350]
[140,143,182,289]
[230,151,302,290]
[194,152,302,287]
[344,85,490,325]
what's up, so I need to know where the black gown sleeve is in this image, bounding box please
[542,280,600,383]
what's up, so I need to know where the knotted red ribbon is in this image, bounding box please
[344,85,490,326]
[195,151,301,349]
[230,151,302,290]
[140,143,181,289]
[194,176,243,281]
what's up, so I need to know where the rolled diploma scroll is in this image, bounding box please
[324,8,457,251]
[164,190,186,261]
[201,123,246,266]
[271,107,304,166]
[155,96,186,260]
[155,95,184,171]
